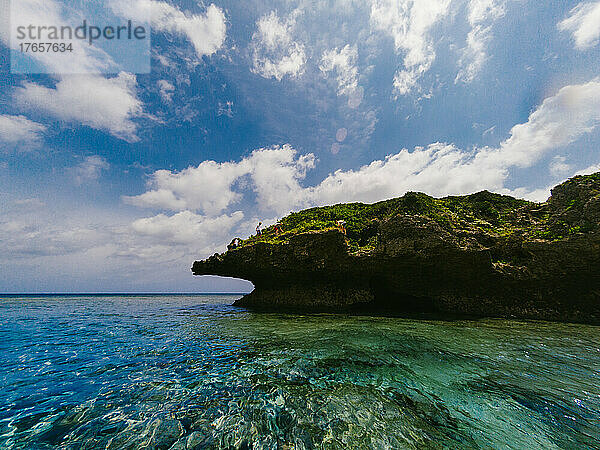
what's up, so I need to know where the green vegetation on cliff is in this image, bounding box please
[235,173,600,254]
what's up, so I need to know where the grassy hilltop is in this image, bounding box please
[236,173,600,254]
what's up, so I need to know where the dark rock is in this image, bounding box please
[192,174,600,323]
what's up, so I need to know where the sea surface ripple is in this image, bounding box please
[0,295,599,449]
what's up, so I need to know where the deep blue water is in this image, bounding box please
[0,295,599,449]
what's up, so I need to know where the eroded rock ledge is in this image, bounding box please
[193,173,600,323]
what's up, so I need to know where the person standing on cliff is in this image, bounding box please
[227,238,241,250]
[256,222,262,236]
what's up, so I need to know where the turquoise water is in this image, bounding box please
[0,295,599,449]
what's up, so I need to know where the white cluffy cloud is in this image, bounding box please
[125,144,316,216]
[4,0,121,74]
[158,80,175,103]
[576,163,600,176]
[558,1,600,50]
[0,218,107,258]
[0,205,249,292]
[131,210,244,246]
[251,10,306,80]
[370,0,451,96]
[320,45,360,98]
[71,156,110,185]
[549,155,572,177]
[124,159,250,215]
[456,0,505,83]
[15,73,143,142]
[3,0,147,143]
[127,78,600,217]
[0,114,46,149]
[313,78,600,202]
[109,1,227,59]
[4,1,226,144]
[488,78,600,167]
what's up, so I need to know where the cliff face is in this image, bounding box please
[193,173,600,323]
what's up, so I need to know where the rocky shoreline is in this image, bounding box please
[193,173,600,323]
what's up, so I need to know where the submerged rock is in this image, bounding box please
[193,173,600,323]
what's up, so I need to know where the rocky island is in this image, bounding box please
[193,173,600,323]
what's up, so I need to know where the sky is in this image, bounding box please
[1,0,600,293]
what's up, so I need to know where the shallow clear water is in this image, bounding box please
[0,295,599,449]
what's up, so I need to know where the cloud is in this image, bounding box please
[5,1,147,143]
[322,78,600,201]
[13,198,45,209]
[309,143,490,203]
[0,218,106,258]
[549,155,571,177]
[124,158,251,215]
[151,2,226,58]
[126,78,600,220]
[218,101,234,118]
[15,73,143,142]
[0,114,46,149]
[456,0,505,83]
[131,210,244,246]
[244,145,316,215]
[0,198,243,267]
[158,80,175,103]
[1,197,46,216]
[125,142,499,220]
[575,163,600,175]
[320,45,360,98]
[250,10,306,80]
[485,78,600,167]
[369,0,451,96]
[0,202,255,293]
[467,0,505,24]
[304,74,600,201]
[127,143,484,219]
[71,156,110,185]
[109,1,227,59]
[124,145,316,216]
[513,158,600,203]
[482,125,496,137]
[4,0,122,74]
[558,1,600,50]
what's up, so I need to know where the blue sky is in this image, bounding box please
[1,0,600,293]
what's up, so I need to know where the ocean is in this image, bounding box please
[0,294,598,448]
